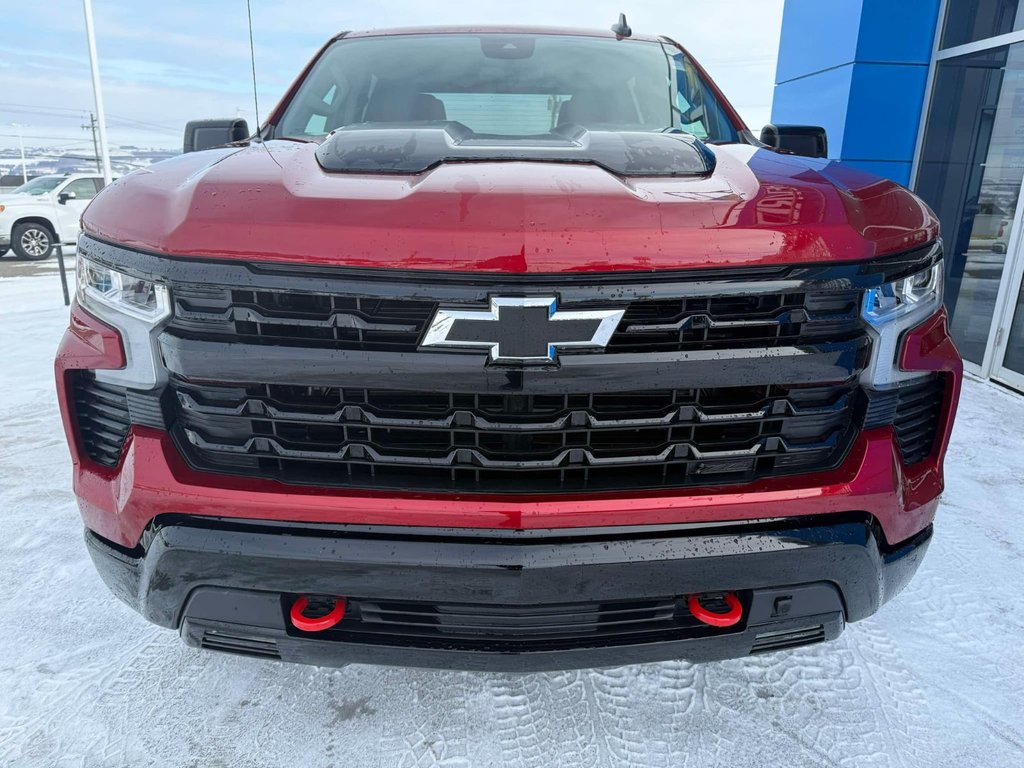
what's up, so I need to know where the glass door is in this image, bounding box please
[992,247,1024,389]
[915,43,1024,370]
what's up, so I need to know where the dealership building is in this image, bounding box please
[773,0,1024,391]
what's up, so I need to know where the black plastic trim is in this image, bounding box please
[84,514,931,670]
[78,235,940,294]
[158,335,869,392]
[314,124,717,177]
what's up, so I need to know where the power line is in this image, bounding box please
[0,102,182,134]
[0,132,95,142]
[12,153,148,168]
[0,101,182,125]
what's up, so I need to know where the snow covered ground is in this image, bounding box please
[1,263,1023,768]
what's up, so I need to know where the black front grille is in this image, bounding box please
[172,287,436,352]
[607,289,861,352]
[72,372,131,467]
[307,594,747,651]
[171,379,859,492]
[169,285,862,355]
[863,375,945,465]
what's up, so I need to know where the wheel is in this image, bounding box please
[11,222,55,260]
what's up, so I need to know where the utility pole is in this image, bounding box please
[11,124,27,183]
[82,113,101,173]
[82,0,112,185]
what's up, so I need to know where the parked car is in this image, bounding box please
[0,173,106,259]
[58,24,962,672]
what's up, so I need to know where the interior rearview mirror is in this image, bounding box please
[183,118,251,153]
[760,124,828,159]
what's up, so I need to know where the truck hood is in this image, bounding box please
[0,193,40,207]
[82,139,938,272]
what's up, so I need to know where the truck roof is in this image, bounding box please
[339,25,667,44]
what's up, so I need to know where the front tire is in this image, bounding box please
[11,222,55,260]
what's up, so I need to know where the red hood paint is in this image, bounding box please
[82,140,938,272]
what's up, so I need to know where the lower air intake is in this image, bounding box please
[299,595,748,652]
[750,625,826,654]
[72,372,131,467]
[200,630,281,660]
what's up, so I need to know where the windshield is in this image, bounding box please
[11,176,65,195]
[276,34,741,143]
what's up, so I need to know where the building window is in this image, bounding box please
[916,44,1024,364]
[941,0,1024,49]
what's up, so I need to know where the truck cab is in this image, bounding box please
[0,173,106,259]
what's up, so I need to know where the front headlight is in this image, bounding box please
[860,256,944,386]
[76,257,171,325]
[862,261,943,327]
[75,255,171,389]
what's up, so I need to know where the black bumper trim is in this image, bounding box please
[85,515,930,670]
[181,602,845,672]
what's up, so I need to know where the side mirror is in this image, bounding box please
[58,191,77,205]
[760,124,828,159]
[183,118,250,153]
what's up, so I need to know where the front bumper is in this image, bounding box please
[86,514,930,672]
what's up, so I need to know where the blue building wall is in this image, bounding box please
[771,0,942,185]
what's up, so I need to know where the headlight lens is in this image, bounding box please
[76,257,171,325]
[860,256,944,387]
[862,261,943,327]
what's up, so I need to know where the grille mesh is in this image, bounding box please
[168,286,863,355]
[608,290,861,352]
[171,380,859,492]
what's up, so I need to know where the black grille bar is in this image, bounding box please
[159,335,870,394]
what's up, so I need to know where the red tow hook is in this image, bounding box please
[688,592,743,628]
[290,595,347,632]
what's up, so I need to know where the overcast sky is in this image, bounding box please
[0,1,784,152]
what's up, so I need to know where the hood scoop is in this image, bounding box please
[314,123,715,177]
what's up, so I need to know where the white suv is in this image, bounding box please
[0,174,108,259]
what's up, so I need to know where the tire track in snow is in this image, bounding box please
[843,621,932,768]
[484,670,601,767]
[378,670,470,768]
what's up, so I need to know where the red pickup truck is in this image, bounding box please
[57,24,961,672]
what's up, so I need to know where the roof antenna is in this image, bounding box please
[245,0,261,136]
[245,0,280,166]
[611,13,632,39]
